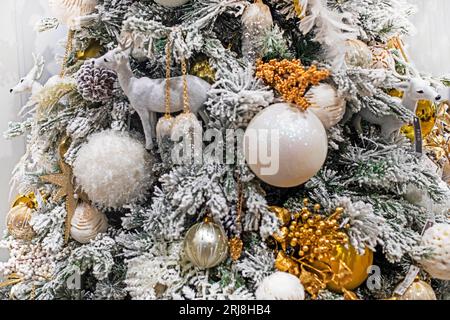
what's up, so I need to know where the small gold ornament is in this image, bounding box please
[184,217,229,269]
[396,279,437,300]
[269,206,291,226]
[423,103,450,164]
[401,100,437,141]
[7,204,36,241]
[76,40,102,60]
[190,58,216,84]
[344,39,373,68]
[229,237,244,261]
[256,59,330,110]
[370,45,395,70]
[41,137,77,243]
[313,245,374,292]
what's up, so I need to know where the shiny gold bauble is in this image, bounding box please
[190,58,216,84]
[12,193,39,209]
[344,39,373,68]
[76,40,102,60]
[401,100,437,141]
[396,279,437,300]
[6,204,36,241]
[184,218,229,269]
[313,245,374,292]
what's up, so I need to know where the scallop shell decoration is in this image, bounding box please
[48,0,98,28]
[70,202,108,244]
[419,223,450,280]
[306,83,346,129]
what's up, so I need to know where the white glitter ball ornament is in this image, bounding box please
[419,223,450,280]
[243,103,328,188]
[255,272,305,300]
[73,130,152,208]
[154,0,190,8]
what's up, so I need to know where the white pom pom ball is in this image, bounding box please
[73,130,152,208]
[419,223,450,280]
[255,272,305,300]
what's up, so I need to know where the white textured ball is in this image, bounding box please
[306,83,346,129]
[154,0,190,8]
[48,0,97,27]
[255,272,305,300]
[419,223,450,280]
[73,130,152,208]
[244,103,328,188]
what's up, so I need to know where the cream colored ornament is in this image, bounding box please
[184,218,228,269]
[306,83,346,129]
[48,0,98,28]
[6,204,36,241]
[419,223,450,280]
[370,45,395,70]
[397,279,437,300]
[154,0,190,8]
[70,202,108,244]
[255,272,305,300]
[442,161,450,185]
[241,0,274,62]
[344,39,373,68]
[243,103,328,188]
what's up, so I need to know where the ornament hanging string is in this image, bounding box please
[60,30,75,77]
[181,57,191,114]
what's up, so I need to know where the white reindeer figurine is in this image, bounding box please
[353,76,442,139]
[95,41,211,149]
[10,54,45,95]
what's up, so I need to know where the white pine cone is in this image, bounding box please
[76,59,117,102]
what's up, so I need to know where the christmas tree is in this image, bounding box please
[1,0,449,300]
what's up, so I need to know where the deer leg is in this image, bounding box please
[352,114,363,134]
[138,110,154,150]
[197,108,210,125]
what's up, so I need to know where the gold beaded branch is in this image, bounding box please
[256,59,330,110]
[270,199,351,298]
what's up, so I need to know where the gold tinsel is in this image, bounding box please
[190,58,216,84]
[256,59,330,110]
[270,199,354,298]
[424,102,450,165]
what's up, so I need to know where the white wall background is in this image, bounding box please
[0,0,449,261]
[0,0,65,261]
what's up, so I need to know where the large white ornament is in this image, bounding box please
[419,223,450,280]
[48,0,97,28]
[243,103,328,188]
[73,130,152,209]
[397,280,436,300]
[153,0,190,8]
[306,83,346,129]
[70,202,108,244]
[255,272,305,300]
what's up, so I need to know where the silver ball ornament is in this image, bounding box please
[243,103,328,188]
[184,218,228,269]
[154,0,190,8]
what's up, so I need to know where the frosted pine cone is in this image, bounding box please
[76,59,117,102]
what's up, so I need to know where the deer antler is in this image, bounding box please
[117,33,133,52]
[31,53,45,80]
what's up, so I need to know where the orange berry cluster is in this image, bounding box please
[256,59,330,110]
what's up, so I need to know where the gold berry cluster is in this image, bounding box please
[256,59,330,110]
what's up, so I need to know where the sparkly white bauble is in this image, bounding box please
[70,202,108,244]
[73,130,152,208]
[154,0,190,8]
[243,103,328,188]
[48,0,97,27]
[419,223,450,280]
[306,83,346,129]
[255,272,305,300]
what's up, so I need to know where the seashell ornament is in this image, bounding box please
[306,83,346,129]
[48,0,98,28]
[70,202,108,244]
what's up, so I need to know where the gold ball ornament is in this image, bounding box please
[190,58,216,84]
[344,40,373,68]
[400,100,437,141]
[396,279,437,300]
[184,218,229,269]
[6,204,36,241]
[313,245,374,292]
[76,40,102,60]
[70,202,108,244]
